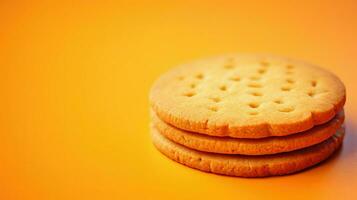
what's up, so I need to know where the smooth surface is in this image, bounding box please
[1,1,357,199]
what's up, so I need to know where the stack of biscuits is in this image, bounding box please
[149,54,346,177]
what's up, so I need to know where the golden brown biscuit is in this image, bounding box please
[150,54,346,138]
[151,126,344,177]
[151,110,344,155]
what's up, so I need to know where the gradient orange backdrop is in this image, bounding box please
[1,0,357,199]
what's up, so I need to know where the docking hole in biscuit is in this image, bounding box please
[286,64,294,69]
[260,61,270,67]
[250,91,263,96]
[229,76,241,81]
[219,85,227,91]
[278,107,295,112]
[224,63,235,69]
[248,82,262,88]
[281,86,292,91]
[195,73,204,80]
[189,83,196,88]
[274,99,284,104]
[286,78,295,84]
[258,68,267,74]
[209,97,221,103]
[311,80,317,87]
[208,106,218,112]
[308,91,316,97]
[249,111,259,115]
[248,102,260,108]
[183,92,196,97]
[249,76,261,81]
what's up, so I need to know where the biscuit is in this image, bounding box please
[151,126,344,177]
[150,54,346,138]
[151,110,344,155]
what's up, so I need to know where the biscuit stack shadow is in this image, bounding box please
[149,55,346,177]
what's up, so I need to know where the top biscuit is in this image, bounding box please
[149,54,346,138]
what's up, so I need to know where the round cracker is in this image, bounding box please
[151,126,344,177]
[151,110,344,155]
[150,54,346,138]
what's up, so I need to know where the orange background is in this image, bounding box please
[1,0,357,199]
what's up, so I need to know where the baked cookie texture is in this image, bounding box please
[151,126,344,177]
[151,110,344,155]
[150,54,346,177]
[150,54,346,138]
